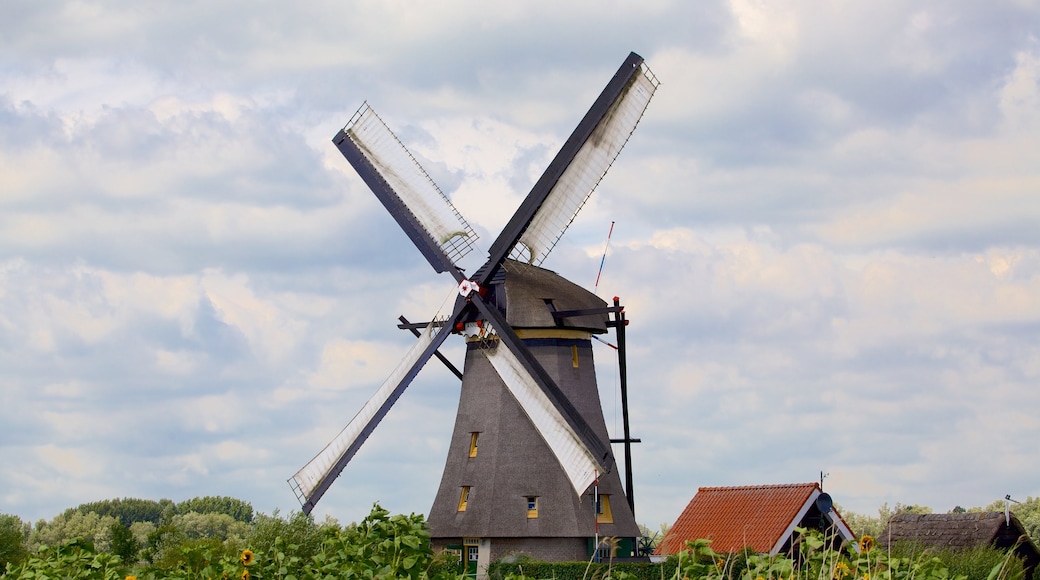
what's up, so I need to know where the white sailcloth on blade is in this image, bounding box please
[344,103,478,264]
[290,319,439,503]
[483,343,600,496]
[512,64,658,265]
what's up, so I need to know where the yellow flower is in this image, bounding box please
[858,535,875,552]
[833,561,851,579]
[241,570,250,580]
[862,574,870,580]
[240,549,255,566]
[126,576,137,580]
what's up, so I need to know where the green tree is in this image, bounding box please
[62,498,171,526]
[108,522,137,562]
[246,509,336,567]
[172,511,250,541]
[28,511,119,553]
[0,514,29,574]
[176,496,254,523]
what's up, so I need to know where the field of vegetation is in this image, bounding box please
[0,496,1036,579]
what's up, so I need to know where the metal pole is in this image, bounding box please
[614,296,635,518]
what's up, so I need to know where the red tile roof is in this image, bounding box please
[656,483,831,555]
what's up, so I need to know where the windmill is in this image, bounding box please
[290,52,658,564]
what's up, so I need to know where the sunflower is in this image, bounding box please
[240,549,255,566]
[126,576,137,580]
[833,561,851,579]
[858,535,875,552]
[241,570,250,580]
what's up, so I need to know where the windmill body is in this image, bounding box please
[427,261,638,562]
[290,52,657,570]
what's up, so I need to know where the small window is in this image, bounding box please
[596,494,613,524]
[458,486,471,512]
[526,496,538,519]
[469,432,479,458]
[571,344,579,368]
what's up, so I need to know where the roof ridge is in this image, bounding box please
[698,482,819,492]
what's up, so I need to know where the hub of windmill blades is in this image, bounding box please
[290,51,658,528]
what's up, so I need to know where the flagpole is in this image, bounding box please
[594,469,600,563]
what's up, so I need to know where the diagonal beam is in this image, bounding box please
[399,315,463,380]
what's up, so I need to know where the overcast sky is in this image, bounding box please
[2,1,1039,531]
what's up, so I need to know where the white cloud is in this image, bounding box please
[2,0,1039,531]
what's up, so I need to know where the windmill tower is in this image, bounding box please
[290,52,658,567]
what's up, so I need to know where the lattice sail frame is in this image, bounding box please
[344,103,478,264]
[510,63,659,265]
[290,316,441,504]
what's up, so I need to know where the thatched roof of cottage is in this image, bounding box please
[881,512,1030,551]
[881,512,1039,579]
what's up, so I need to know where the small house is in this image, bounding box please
[655,482,856,556]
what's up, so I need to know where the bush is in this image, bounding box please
[0,515,29,575]
[889,542,1026,580]
[1,539,126,580]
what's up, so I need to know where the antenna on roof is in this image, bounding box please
[820,470,830,490]
[594,221,615,294]
[1004,494,1020,526]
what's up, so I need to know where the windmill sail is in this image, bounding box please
[482,341,600,495]
[483,53,658,275]
[514,63,657,265]
[290,313,449,512]
[334,103,478,273]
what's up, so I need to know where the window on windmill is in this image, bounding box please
[469,432,479,458]
[572,345,579,368]
[458,486,471,512]
[526,496,538,519]
[596,494,613,524]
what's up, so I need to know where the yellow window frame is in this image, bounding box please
[458,486,470,512]
[596,494,613,524]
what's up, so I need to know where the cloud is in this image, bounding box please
[2,0,1039,531]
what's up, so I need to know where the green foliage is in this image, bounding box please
[490,559,675,580]
[143,522,185,564]
[304,503,446,580]
[493,530,1022,580]
[1,539,126,580]
[246,509,336,569]
[889,542,1026,580]
[0,515,29,575]
[28,511,119,554]
[138,536,243,579]
[108,521,138,563]
[176,496,254,523]
[172,511,250,542]
[62,498,173,527]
